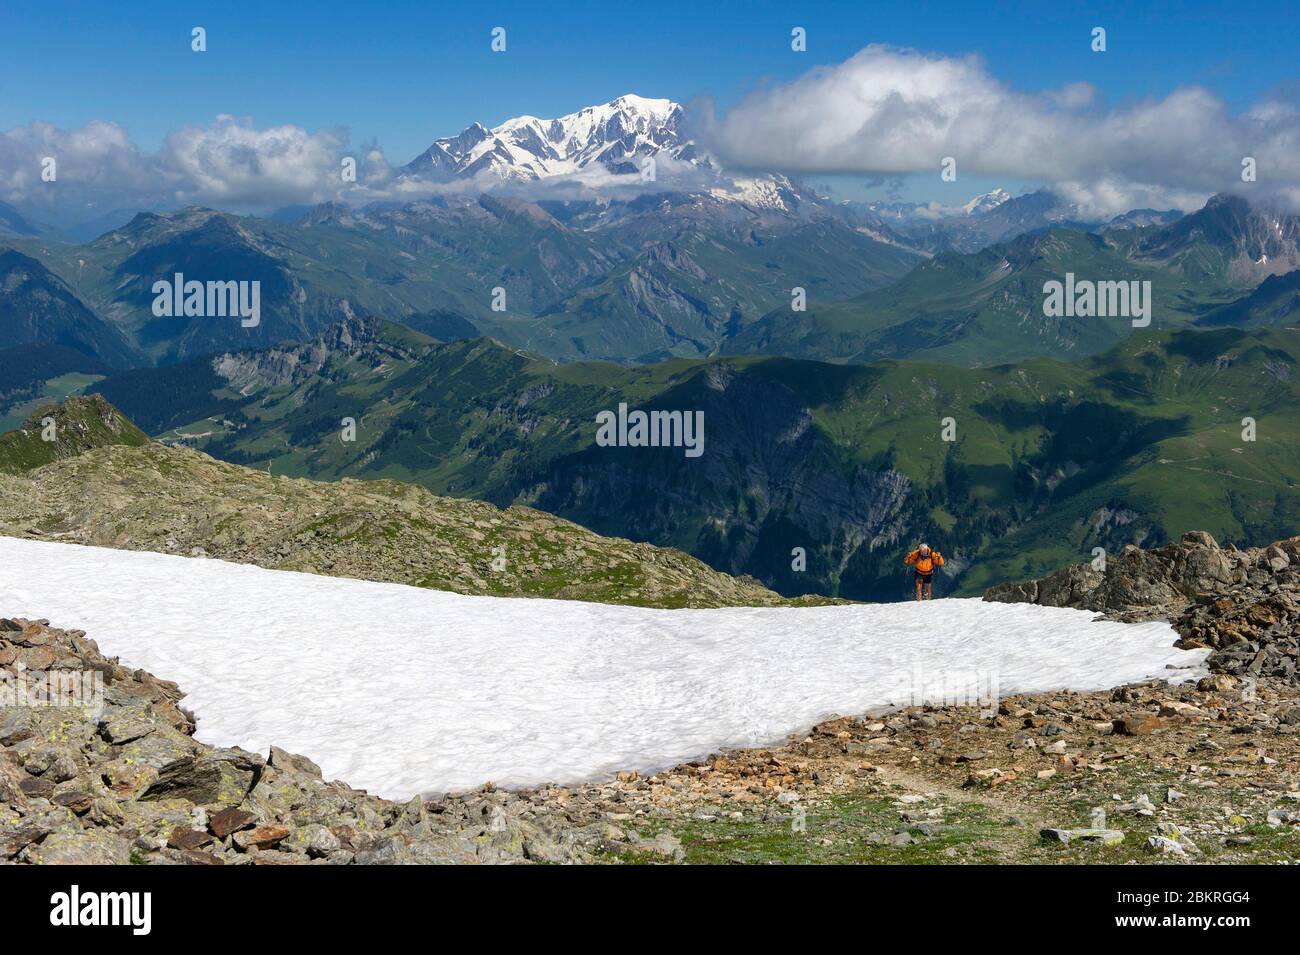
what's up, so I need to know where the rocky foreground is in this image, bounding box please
[4,526,1300,865]
[1,617,614,864]
[4,592,1300,863]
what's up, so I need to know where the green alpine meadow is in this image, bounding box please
[72,315,1299,601]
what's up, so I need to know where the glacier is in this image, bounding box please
[0,536,1208,800]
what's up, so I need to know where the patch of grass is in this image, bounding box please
[606,793,1012,864]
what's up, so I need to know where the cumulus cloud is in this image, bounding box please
[0,120,162,202]
[6,47,1299,222]
[698,45,1300,216]
[158,116,354,205]
[0,114,717,220]
[0,116,402,216]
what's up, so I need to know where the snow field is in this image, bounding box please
[0,536,1207,798]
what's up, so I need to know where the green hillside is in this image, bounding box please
[5,199,919,366]
[88,317,1300,600]
[0,394,149,474]
[725,228,1248,366]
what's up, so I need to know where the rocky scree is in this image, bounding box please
[0,618,605,865]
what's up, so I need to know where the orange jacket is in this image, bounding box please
[904,548,944,574]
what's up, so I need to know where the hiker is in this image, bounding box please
[903,543,945,602]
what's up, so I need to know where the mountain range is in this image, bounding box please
[3,93,1300,606]
[728,194,1300,366]
[77,314,1300,602]
[858,189,1183,254]
[5,182,1297,374]
[2,191,922,367]
[4,93,1294,375]
[404,94,694,183]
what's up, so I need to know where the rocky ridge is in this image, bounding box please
[0,402,792,610]
[984,530,1300,685]
[0,395,148,475]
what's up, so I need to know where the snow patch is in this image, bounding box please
[0,537,1207,799]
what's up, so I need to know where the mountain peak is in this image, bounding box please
[607,93,678,115]
[404,93,686,183]
[0,395,148,474]
[964,188,1012,216]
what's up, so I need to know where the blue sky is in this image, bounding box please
[3,1,1291,155]
[2,1,1296,209]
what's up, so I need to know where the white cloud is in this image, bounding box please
[699,45,1300,216]
[0,114,713,219]
[158,116,352,205]
[0,116,394,215]
[0,120,161,201]
[5,48,1299,222]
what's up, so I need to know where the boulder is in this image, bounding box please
[142,750,261,807]
[1040,827,1125,847]
[1113,714,1163,737]
[20,828,133,865]
[268,746,323,779]
[209,807,257,839]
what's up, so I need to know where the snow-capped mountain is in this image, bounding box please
[867,188,1012,223]
[404,94,691,183]
[962,188,1011,216]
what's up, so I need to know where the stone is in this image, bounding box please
[209,807,257,839]
[167,827,214,850]
[1197,674,1236,692]
[1114,714,1162,736]
[20,829,132,865]
[1146,835,1186,856]
[629,830,683,861]
[1267,808,1300,827]
[267,746,323,779]
[2,815,68,859]
[142,750,259,806]
[181,849,225,865]
[234,824,291,850]
[99,712,156,744]
[286,823,341,858]
[52,789,94,815]
[18,775,55,798]
[1115,794,1157,816]
[0,709,38,746]
[1040,827,1124,847]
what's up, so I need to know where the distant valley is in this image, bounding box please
[79,316,1300,602]
[4,95,1300,604]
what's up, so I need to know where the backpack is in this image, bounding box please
[908,549,944,573]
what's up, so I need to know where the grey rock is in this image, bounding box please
[1146,835,1186,856]
[20,828,132,865]
[1040,827,1125,846]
